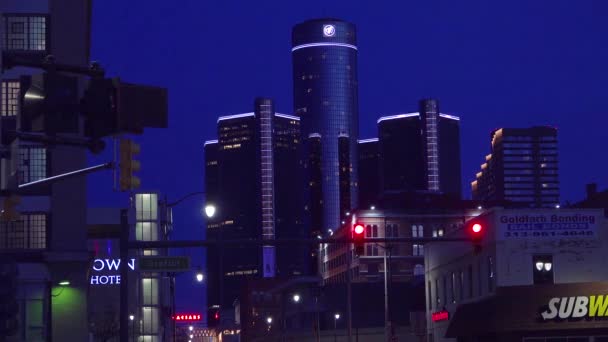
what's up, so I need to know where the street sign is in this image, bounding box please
[139,256,190,272]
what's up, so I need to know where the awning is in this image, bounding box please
[446,282,608,338]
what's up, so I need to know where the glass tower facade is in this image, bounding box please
[203,100,305,312]
[292,18,359,233]
[377,100,462,199]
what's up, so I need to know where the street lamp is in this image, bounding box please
[189,326,193,331]
[195,271,204,283]
[129,314,135,342]
[266,316,273,324]
[334,313,340,341]
[204,204,216,218]
[293,294,300,303]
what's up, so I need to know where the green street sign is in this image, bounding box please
[139,256,190,272]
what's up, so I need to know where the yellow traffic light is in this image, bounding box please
[119,139,141,191]
[1,195,21,222]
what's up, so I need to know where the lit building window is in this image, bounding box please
[533,255,554,285]
[413,244,424,256]
[411,225,423,237]
[136,193,158,221]
[0,213,47,249]
[1,80,20,116]
[3,15,48,51]
[19,146,46,184]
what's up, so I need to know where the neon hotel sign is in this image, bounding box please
[90,258,135,285]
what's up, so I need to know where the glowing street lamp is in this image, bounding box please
[293,294,301,303]
[204,204,216,218]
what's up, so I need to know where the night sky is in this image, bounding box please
[87,0,608,313]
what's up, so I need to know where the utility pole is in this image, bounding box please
[383,244,389,342]
[119,209,129,342]
[346,242,352,342]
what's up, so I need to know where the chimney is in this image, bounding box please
[586,183,597,199]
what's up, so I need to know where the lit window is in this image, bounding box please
[412,225,423,237]
[1,80,20,116]
[0,213,47,250]
[19,146,46,184]
[3,15,48,51]
[413,244,424,256]
[533,255,554,285]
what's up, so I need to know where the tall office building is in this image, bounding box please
[203,98,303,319]
[377,99,462,199]
[292,18,359,234]
[471,126,559,208]
[358,138,379,209]
[0,2,91,340]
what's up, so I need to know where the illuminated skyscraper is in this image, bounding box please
[377,99,462,198]
[292,18,359,235]
[204,98,304,316]
[472,126,559,208]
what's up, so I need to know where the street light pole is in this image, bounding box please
[346,242,352,342]
[383,243,389,342]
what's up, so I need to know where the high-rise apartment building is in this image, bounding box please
[0,1,91,340]
[203,98,303,320]
[292,18,359,234]
[471,126,559,208]
[377,99,462,199]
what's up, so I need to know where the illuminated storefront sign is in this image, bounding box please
[90,258,135,285]
[432,310,449,322]
[172,313,202,322]
[541,295,608,320]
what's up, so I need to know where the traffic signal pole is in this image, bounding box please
[17,162,113,190]
[127,237,469,249]
[120,209,129,342]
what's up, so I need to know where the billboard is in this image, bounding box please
[497,210,600,240]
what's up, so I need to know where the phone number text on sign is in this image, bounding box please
[499,213,597,240]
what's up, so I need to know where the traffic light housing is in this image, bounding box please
[353,223,365,256]
[207,306,220,328]
[0,195,20,222]
[82,78,168,139]
[119,139,141,191]
[22,72,80,134]
[0,262,19,338]
[466,219,486,254]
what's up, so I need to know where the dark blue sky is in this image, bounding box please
[87,0,608,312]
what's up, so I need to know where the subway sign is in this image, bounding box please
[541,295,608,320]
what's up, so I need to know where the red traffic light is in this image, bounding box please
[354,224,365,235]
[471,223,482,234]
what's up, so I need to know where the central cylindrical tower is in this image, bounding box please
[292,18,359,232]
